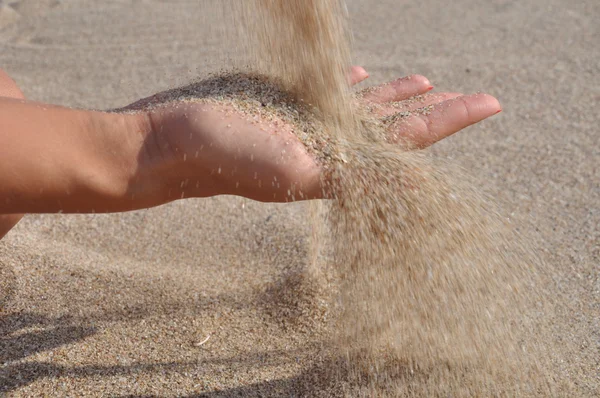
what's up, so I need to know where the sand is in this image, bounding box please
[0,0,598,396]
[226,2,557,395]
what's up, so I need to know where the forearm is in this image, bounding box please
[0,98,161,213]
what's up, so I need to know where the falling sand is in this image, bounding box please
[119,0,571,396]
[231,0,567,396]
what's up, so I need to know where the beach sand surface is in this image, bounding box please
[0,0,598,396]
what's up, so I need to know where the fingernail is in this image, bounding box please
[426,86,434,91]
[495,109,502,114]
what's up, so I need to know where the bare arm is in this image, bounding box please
[0,98,158,213]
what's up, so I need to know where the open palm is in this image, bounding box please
[145,67,501,203]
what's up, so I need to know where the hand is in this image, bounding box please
[142,67,501,203]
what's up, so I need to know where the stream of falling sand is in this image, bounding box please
[130,0,564,395]
[229,1,563,396]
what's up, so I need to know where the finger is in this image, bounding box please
[348,66,369,86]
[0,69,25,99]
[359,74,432,103]
[373,92,463,117]
[387,93,501,148]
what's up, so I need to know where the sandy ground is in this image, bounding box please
[0,0,598,396]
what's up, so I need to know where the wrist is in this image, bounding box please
[78,110,170,211]
[110,110,178,210]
